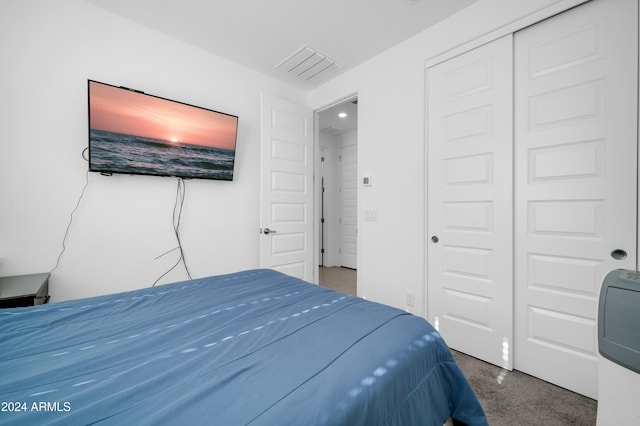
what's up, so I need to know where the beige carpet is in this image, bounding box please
[453,350,597,425]
[319,266,357,296]
[319,266,598,425]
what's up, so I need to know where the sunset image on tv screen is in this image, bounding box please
[88,80,238,180]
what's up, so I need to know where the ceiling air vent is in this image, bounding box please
[320,126,341,136]
[276,45,343,85]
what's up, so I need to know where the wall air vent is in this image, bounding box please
[276,45,343,86]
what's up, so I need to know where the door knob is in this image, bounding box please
[611,249,627,260]
[431,235,439,243]
[262,227,277,235]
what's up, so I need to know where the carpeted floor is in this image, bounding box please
[453,350,597,425]
[319,266,598,425]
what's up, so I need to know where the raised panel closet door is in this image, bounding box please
[427,35,514,370]
[514,0,638,399]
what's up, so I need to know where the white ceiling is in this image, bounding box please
[319,97,359,136]
[84,0,480,90]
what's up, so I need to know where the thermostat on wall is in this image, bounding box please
[363,176,372,186]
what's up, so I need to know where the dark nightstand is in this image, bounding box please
[0,273,50,308]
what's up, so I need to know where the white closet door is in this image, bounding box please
[514,0,637,399]
[427,35,514,369]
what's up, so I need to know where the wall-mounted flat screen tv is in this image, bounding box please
[88,80,238,181]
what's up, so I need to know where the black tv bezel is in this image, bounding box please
[87,79,239,181]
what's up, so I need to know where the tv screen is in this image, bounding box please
[88,80,238,180]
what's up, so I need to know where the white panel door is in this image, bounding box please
[260,94,314,281]
[427,35,514,369]
[339,144,357,269]
[514,0,637,399]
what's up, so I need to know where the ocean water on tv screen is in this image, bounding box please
[90,129,235,180]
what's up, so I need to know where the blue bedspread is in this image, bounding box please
[0,269,486,425]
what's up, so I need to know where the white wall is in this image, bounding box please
[308,0,591,315]
[1,0,622,312]
[0,0,305,301]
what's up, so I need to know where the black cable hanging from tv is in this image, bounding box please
[153,178,192,286]
[50,149,91,275]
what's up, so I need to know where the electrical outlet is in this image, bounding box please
[364,210,377,221]
[406,291,415,307]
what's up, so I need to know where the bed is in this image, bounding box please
[0,269,487,425]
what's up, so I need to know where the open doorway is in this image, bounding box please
[316,96,358,296]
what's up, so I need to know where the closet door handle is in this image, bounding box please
[431,235,439,243]
[262,227,277,235]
